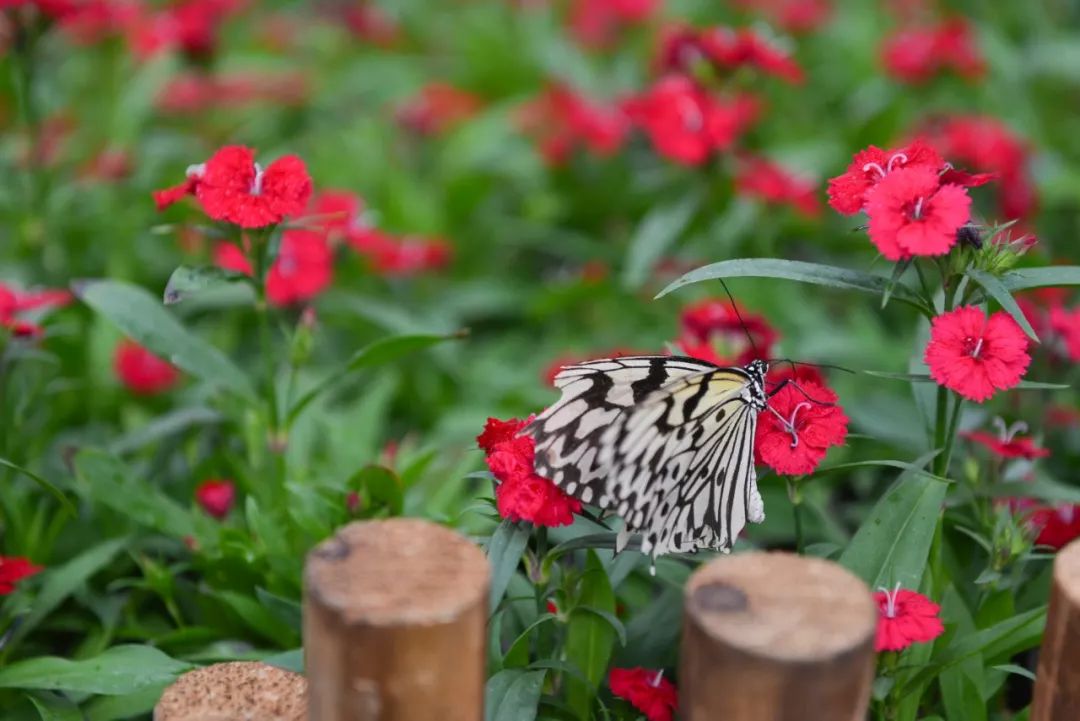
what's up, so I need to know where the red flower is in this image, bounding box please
[0,282,71,337]
[755,379,848,476]
[960,419,1048,460]
[113,339,180,395]
[477,417,581,527]
[0,556,43,595]
[623,77,757,165]
[266,230,333,306]
[397,82,483,136]
[365,235,452,277]
[1029,504,1080,550]
[517,84,628,166]
[865,166,971,260]
[155,71,308,114]
[873,586,944,652]
[307,190,364,240]
[881,18,984,83]
[678,299,777,367]
[924,307,1031,403]
[195,478,235,519]
[734,155,821,219]
[731,0,831,34]
[194,146,312,228]
[152,170,201,211]
[699,27,805,84]
[568,0,658,49]
[608,668,678,721]
[341,2,400,47]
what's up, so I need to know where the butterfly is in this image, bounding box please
[526,355,770,563]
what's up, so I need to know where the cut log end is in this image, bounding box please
[153,661,307,721]
[1032,538,1080,721]
[685,551,877,662]
[305,518,489,627]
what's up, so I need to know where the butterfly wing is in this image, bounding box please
[528,356,717,505]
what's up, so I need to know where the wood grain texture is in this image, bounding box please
[304,519,489,721]
[1032,538,1080,721]
[679,551,877,721]
[154,661,307,721]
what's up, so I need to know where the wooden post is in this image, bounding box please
[154,661,307,721]
[1031,538,1080,721]
[303,518,489,721]
[680,551,877,721]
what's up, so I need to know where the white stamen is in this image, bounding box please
[678,95,703,133]
[862,161,887,179]
[940,161,954,175]
[886,152,908,173]
[767,401,812,448]
[972,337,984,358]
[251,162,265,196]
[651,670,664,688]
[876,582,903,618]
[185,162,206,179]
[912,196,924,220]
[993,417,1028,443]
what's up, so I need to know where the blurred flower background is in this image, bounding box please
[2,0,1080,719]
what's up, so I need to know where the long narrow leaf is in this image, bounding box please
[966,268,1038,341]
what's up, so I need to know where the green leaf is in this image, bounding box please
[484,669,545,721]
[839,469,948,590]
[622,192,701,289]
[1001,266,1080,292]
[73,449,202,539]
[0,457,75,515]
[991,664,1037,682]
[966,268,1038,341]
[107,407,222,455]
[84,685,165,721]
[163,265,248,305]
[7,537,129,651]
[503,614,558,669]
[216,591,299,648]
[27,693,82,721]
[656,258,925,309]
[881,259,913,310]
[565,552,616,720]
[938,586,986,721]
[814,458,949,486]
[864,371,1068,390]
[347,465,404,516]
[0,646,192,696]
[262,649,303,674]
[487,520,530,611]
[287,332,463,423]
[573,606,627,647]
[74,279,255,401]
[254,588,302,633]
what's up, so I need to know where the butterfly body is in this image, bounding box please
[527,356,768,561]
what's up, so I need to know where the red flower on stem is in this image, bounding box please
[0,282,71,337]
[881,18,984,83]
[734,155,821,219]
[755,378,848,476]
[699,27,805,84]
[1029,504,1080,550]
[114,339,180,395]
[960,418,1049,460]
[195,478,235,519]
[677,299,777,367]
[477,417,581,527]
[865,166,971,260]
[873,586,944,652]
[517,84,628,166]
[924,307,1031,403]
[608,667,678,721]
[0,556,43,595]
[154,145,312,228]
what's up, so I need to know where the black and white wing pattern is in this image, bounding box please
[527,356,769,561]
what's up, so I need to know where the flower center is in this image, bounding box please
[250,162,265,196]
[877,582,902,619]
[651,669,664,688]
[862,151,908,179]
[992,416,1027,443]
[767,401,812,448]
[962,335,985,359]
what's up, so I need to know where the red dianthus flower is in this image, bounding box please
[608,667,678,721]
[0,282,71,337]
[477,417,581,527]
[195,478,235,519]
[755,379,848,476]
[0,556,43,595]
[734,155,821,219]
[113,339,180,395]
[960,419,1048,460]
[924,307,1031,403]
[1029,504,1080,550]
[873,586,944,652]
[865,166,971,260]
[678,299,777,366]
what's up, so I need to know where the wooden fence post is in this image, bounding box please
[154,661,307,721]
[1031,537,1080,721]
[680,551,877,721]
[303,518,490,721]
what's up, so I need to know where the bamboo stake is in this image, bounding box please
[303,518,489,721]
[680,551,877,721]
[154,661,307,721]
[1031,538,1080,721]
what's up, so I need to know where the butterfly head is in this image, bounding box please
[745,359,769,382]
[743,359,769,411]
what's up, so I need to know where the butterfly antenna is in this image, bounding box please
[718,278,760,360]
[767,358,857,375]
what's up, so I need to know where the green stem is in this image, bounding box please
[933,385,948,475]
[938,393,964,478]
[788,478,805,554]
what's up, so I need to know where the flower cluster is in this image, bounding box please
[656,25,804,84]
[0,283,70,338]
[608,667,678,721]
[873,586,945,652]
[924,306,1031,403]
[154,145,312,229]
[127,0,244,60]
[828,139,991,261]
[477,417,581,527]
[881,18,985,84]
[677,299,776,366]
[516,84,628,167]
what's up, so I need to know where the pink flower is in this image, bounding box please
[113,339,180,395]
[0,282,71,337]
[865,166,971,260]
[195,478,235,519]
[0,556,43,595]
[960,418,1048,460]
[734,155,821,219]
[608,668,678,721]
[924,307,1031,403]
[873,586,944,652]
